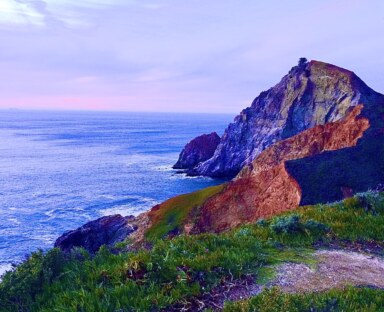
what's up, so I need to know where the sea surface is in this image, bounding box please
[0,110,232,276]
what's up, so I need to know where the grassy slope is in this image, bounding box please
[145,184,225,240]
[0,192,383,311]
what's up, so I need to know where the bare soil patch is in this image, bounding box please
[271,250,384,293]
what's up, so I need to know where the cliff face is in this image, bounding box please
[193,104,376,233]
[173,132,220,170]
[188,60,374,178]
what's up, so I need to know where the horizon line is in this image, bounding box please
[0,107,237,116]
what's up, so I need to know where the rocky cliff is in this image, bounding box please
[54,60,384,251]
[173,132,220,170]
[187,60,374,178]
[155,60,384,235]
[193,103,381,233]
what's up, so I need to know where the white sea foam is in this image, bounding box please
[155,165,173,172]
[0,264,13,280]
[8,218,21,225]
[99,196,158,217]
[45,209,56,218]
[169,173,213,181]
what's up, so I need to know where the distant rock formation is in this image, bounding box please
[54,215,137,253]
[173,132,220,170]
[186,60,375,178]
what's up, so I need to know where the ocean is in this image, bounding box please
[0,110,232,276]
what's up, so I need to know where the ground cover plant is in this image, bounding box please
[0,191,383,311]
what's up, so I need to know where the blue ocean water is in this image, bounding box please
[0,110,232,275]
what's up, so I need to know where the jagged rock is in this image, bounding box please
[194,104,378,233]
[54,215,138,253]
[173,132,220,170]
[144,60,384,236]
[187,60,375,178]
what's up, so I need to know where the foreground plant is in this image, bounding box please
[0,191,383,311]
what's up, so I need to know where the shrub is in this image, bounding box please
[270,215,329,236]
[256,218,268,227]
[270,215,302,234]
[235,228,251,237]
[304,219,330,233]
[298,57,308,67]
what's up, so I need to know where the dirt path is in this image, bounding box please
[167,249,384,311]
[271,250,384,293]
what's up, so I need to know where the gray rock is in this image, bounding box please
[54,214,137,253]
[187,60,374,178]
[173,132,220,170]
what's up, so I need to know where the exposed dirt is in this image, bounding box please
[271,250,384,293]
[166,249,384,311]
[314,239,384,256]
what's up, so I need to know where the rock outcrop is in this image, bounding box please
[193,103,377,233]
[54,215,138,253]
[173,132,220,170]
[147,61,384,235]
[187,60,374,178]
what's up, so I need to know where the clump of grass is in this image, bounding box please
[295,191,384,242]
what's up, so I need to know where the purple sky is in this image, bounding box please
[1,0,384,113]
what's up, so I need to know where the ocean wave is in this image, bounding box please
[169,173,214,181]
[45,209,57,218]
[98,196,158,217]
[154,165,174,172]
[7,218,21,225]
[0,263,13,279]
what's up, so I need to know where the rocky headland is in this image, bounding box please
[173,132,220,170]
[55,59,384,249]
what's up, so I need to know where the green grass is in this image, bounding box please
[223,287,384,312]
[145,184,225,240]
[1,191,383,311]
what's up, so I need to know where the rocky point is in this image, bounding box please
[173,132,220,170]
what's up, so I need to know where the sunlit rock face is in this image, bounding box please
[188,60,375,178]
[194,103,379,233]
[186,61,384,234]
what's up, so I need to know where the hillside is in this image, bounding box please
[1,192,384,311]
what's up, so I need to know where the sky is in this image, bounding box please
[1,0,384,113]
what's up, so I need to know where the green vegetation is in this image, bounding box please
[1,191,383,311]
[145,184,225,240]
[223,287,384,312]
